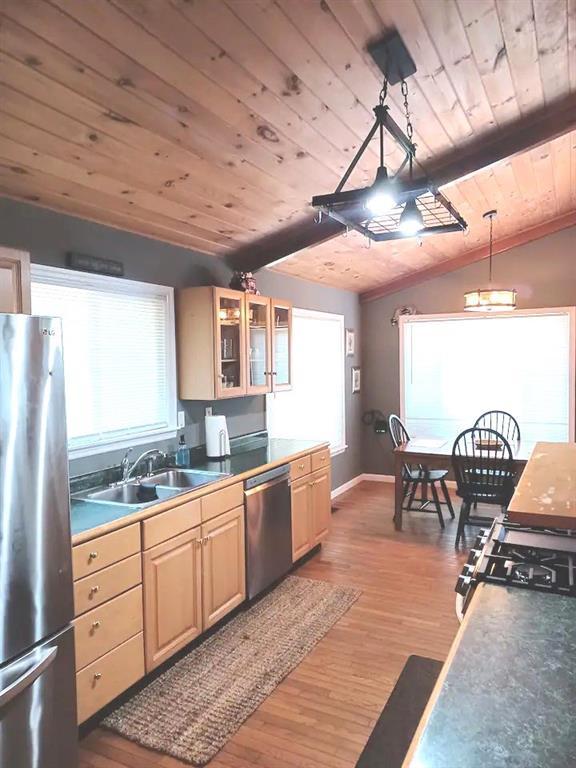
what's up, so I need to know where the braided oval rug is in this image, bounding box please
[102,575,360,765]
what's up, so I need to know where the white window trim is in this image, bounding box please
[266,307,347,456]
[31,265,178,458]
[399,306,576,440]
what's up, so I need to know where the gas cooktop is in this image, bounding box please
[456,518,576,612]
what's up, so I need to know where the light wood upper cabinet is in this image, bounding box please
[214,288,246,399]
[246,294,272,395]
[202,505,246,629]
[176,286,291,399]
[271,299,292,391]
[0,246,31,314]
[177,286,246,400]
[143,527,203,671]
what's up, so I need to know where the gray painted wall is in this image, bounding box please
[0,198,362,489]
[361,225,576,475]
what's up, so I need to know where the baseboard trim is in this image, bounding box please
[362,473,394,483]
[331,474,364,499]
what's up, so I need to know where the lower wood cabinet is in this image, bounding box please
[291,466,331,562]
[311,468,332,544]
[143,527,203,671]
[202,505,246,629]
[291,475,312,561]
[76,633,145,724]
[143,505,246,671]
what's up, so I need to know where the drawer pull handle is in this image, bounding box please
[320,456,326,462]
[88,551,98,560]
[91,620,101,630]
[298,464,305,470]
[89,586,100,596]
[93,672,102,681]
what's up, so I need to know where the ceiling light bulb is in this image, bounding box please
[366,190,396,216]
[399,198,424,235]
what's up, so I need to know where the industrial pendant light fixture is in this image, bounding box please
[464,210,517,312]
[311,32,467,242]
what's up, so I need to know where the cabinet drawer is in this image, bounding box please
[201,482,244,523]
[290,455,312,480]
[73,586,143,671]
[142,497,201,549]
[76,633,144,724]
[311,448,331,472]
[74,553,141,617]
[73,524,140,580]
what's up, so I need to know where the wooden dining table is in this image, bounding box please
[393,436,537,530]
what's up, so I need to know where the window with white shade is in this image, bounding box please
[266,308,346,454]
[31,265,177,457]
[401,308,575,443]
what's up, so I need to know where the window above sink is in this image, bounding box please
[31,265,178,458]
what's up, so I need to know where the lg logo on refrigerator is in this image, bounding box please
[40,328,56,336]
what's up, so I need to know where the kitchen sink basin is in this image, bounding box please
[141,468,230,491]
[77,482,179,507]
[75,468,229,509]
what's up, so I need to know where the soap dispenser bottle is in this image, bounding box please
[175,434,190,467]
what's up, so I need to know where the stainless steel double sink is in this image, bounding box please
[75,468,230,508]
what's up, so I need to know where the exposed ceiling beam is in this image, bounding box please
[225,215,345,273]
[225,94,576,275]
[360,210,576,303]
[428,94,576,188]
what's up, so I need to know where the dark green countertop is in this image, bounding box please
[70,438,325,537]
[406,584,576,768]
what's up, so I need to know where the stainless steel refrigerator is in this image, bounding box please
[0,314,77,767]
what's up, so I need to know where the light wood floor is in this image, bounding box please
[80,481,466,768]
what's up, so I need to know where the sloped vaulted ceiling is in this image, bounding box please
[0,0,574,295]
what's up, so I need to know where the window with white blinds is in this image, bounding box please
[401,309,575,443]
[31,265,177,456]
[266,308,346,454]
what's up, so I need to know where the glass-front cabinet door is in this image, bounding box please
[271,299,292,391]
[246,295,271,395]
[214,288,245,398]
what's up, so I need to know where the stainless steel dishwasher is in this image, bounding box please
[244,464,292,600]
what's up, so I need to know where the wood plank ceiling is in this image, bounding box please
[0,0,574,295]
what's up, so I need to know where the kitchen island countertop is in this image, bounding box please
[70,438,327,543]
[403,583,576,768]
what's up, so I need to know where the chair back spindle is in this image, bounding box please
[474,410,520,444]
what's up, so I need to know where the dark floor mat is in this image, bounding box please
[356,655,442,768]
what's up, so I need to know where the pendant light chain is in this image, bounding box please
[488,212,494,285]
[401,79,414,143]
[379,75,388,106]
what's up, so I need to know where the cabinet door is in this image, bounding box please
[0,246,31,313]
[143,527,202,671]
[214,288,246,398]
[291,475,312,562]
[271,299,292,391]
[246,294,271,394]
[202,506,246,629]
[311,468,331,544]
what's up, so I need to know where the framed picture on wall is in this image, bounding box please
[345,328,355,356]
[351,366,361,394]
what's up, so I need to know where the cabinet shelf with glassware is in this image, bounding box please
[177,287,291,400]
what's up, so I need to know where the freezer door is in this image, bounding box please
[0,624,78,768]
[0,314,74,666]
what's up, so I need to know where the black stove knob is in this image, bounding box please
[455,573,471,596]
[467,548,481,565]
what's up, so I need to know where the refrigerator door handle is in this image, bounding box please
[0,646,58,711]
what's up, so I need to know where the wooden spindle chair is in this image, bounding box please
[452,427,516,547]
[388,414,454,529]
